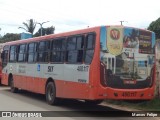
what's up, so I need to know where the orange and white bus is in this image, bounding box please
[1,25,156,105]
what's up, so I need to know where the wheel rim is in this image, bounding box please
[48,86,54,101]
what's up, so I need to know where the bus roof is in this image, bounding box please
[3,25,154,46]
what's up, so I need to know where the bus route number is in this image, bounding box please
[77,66,89,72]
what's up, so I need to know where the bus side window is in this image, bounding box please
[27,42,37,63]
[18,44,26,62]
[51,38,65,63]
[9,45,17,62]
[66,35,84,63]
[84,33,95,64]
[37,41,50,62]
[76,36,84,63]
[66,37,77,63]
[1,45,9,65]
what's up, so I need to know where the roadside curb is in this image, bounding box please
[101,102,141,112]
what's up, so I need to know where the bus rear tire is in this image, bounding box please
[10,76,18,93]
[85,100,103,105]
[46,82,58,105]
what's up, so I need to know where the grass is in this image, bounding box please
[105,98,160,111]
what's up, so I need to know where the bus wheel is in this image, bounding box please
[10,76,18,93]
[85,100,103,105]
[46,82,58,105]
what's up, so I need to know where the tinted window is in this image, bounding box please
[77,36,84,49]
[66,35,84,63]
[67,37,76,50]
[51,38,65,62]
[28,43,37,62]
[9,45,17,62]
[37,41,50,62]
[85,33,95,64]
[86,34,95,49]
[18,44,26,62]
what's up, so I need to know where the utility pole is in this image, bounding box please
[37,21,49,36]
[120,21,127,25]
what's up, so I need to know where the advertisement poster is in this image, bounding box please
[107,27,123,56]
[123,28,139,49]
[139,30,152,54]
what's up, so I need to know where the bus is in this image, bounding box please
[1,25,156,105]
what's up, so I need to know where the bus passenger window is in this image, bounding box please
[76,36,84,63]
[18,44,26,62]
[66,35,84,63]
[37,41,50,62]
[2,45,9,64]
[51,38,65,63]
[28,43,37,62]
[9,45,17,62]
[85,33,95,64]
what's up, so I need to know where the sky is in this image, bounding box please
[0,0,160,36]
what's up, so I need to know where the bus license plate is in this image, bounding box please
[122,92,137,97]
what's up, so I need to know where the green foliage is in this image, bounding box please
[148,17,160,39]
[19,19,36,35]
[105,98,160,111]
[34,26,55,37]
[0,33,20,43]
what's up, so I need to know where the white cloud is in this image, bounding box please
[0,0,160,35]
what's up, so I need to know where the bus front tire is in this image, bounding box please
[10,76,18,93]
[46,82,58,105]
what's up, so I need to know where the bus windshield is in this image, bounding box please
[100,26,155,89]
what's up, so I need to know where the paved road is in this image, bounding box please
[0,86,158,120]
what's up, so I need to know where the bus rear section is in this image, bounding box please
[98,26,156,100]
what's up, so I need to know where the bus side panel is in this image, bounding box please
[12,74,91,99]
[55,80,90,99]
[1,73,9,85]
[13,75,46,94]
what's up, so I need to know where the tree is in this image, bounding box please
[34,26,55,37]
[18,19,36,35]
[147,17,160,39]
[0,33,20,43]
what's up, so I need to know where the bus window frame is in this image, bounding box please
[37,40,51,63]
[65,34,85,64]
[17,43,27,63]
[50,37,66,64]
[9,45,18,63]
[27,42,38,63]
[84,32,96,65]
